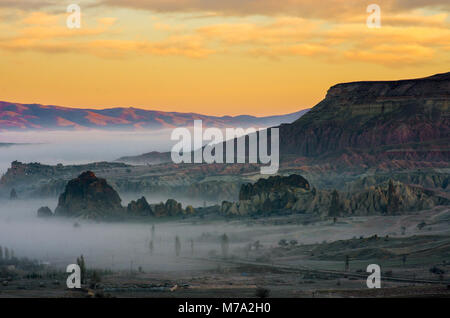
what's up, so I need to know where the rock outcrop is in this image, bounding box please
[239,174,310,200]
[37,206,53,218]
[221,175,450,217]
[54,171,123,219]
[278,72,450,165]
[127,197,195,217]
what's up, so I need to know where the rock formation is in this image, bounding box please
[127,196,152,216]
[37,206,53,218]
[279,72,450,160]
[221,174,450,217]
[54,171,123,219]
[127,197,195,217]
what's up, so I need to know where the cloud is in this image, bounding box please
[345,44,435,65]
[0,4,448,65]
[97,0,450,19]
[0,0,56,10]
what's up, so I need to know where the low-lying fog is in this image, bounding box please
[0,129,176,174]
[0,199,241,272]
[0,198,413,272]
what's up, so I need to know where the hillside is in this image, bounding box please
[0,101,309,131]
[279,72,450,164]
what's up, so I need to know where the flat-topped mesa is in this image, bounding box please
[326,72,450,103]
[54,171,123,219]
[279,72,450,158]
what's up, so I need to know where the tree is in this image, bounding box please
[175,236,181,257]
[278,239,289,247]
[221,234,229,258]
[185,205,195,215]
[10,188,17,200]
[151,224,155,241]
[4,247,9,260]
[0,246,3,260]
[255,287,270,298]
[329,190,341,217]
[149,240,154,255]
[77,255,86,284]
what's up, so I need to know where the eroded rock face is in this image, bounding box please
[279,72,450,162]
[239,175,310,201]
[37,206,53,218]
[54,171,123,219]
[127,197,195,217]
[222,175,450,217]
[127,196,152,216]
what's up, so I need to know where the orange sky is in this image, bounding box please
[0,0,449,116]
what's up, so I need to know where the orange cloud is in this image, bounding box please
[345,44,435,65]
[98,0,450,19]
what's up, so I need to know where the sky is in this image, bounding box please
[0,0,449,116]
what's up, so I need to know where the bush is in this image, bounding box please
[255,287,270,298]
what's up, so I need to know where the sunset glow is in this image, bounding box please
[0,0,449,116]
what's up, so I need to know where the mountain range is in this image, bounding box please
[0,101,309,131]
[117,72,450,168]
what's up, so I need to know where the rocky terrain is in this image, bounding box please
[1,73,448,216]
[221,175,450,217]
[47,171,194,220]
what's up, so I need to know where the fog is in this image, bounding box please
[0,129,176,174]
[0,130,394,273]
[0,199,243,271]
[0,197,398,272]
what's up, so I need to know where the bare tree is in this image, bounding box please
[149,240,154,255]
[221,234,229,258]
[77,255,86,284]
[175,236,181,257]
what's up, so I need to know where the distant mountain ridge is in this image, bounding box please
[0,101,309,131]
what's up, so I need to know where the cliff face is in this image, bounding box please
[239,174,310,201]
[221,175,450,217]
[279,72,450,160]
[54,171,123,219]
